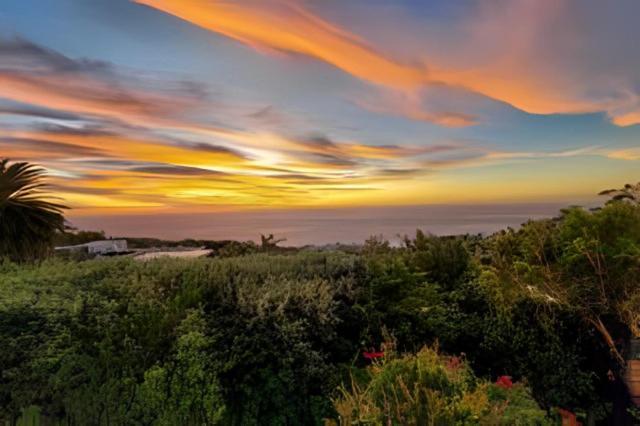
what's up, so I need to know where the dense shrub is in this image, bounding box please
[0,253,364,424]
[359,226,624,422]
[330,345,550,425]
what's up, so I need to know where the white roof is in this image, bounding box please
[55,240,127,251]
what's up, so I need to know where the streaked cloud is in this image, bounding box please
[485,146,603,161]
[0,101,82,121]
[137,0,640,126]
[0,37,208,128]
[2,100,479,211]
[135,0,427,89]
[355,89,477,127]
[134,0,467,126]
[426,0,640,126]
[0,136,107,159]
[129,164,232,176]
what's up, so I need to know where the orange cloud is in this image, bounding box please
[612,112,640,127]
[607,148,640,161]
[0,38,209,132]
[0,73,201,129]
[135,0,427,91]
[5,131,247,170]
[136,0,640,126]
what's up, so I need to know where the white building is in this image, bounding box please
[55,240,128,255]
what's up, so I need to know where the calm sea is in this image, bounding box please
[68,203,587,246]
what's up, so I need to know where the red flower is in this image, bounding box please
[446,356,463,371]
[558,408,581,426]
[495,375,513,389]
[363,351,384,360]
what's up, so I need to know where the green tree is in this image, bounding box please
[405,230,472,289]
[488,203,640,364]
[0,159,66,261]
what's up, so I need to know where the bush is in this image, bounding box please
[330,345,550,425]
[0,253,364,425]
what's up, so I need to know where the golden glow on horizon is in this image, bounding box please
[0,127,430,211]
[3,124,636,213]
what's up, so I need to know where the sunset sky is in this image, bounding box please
[1,0,640,221]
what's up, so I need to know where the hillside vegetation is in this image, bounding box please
[1,200,640,424]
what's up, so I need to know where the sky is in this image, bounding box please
[1,0,639,237]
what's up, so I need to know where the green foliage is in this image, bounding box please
[362,235,391,257]
[208,239,258,257]
[136,309,225,424]
[359,231,475,349]
[358,229,612,419]
[0,252,363,425]
[405,230,473,289]
[361,252,439,349]
[2,197,640,424]
[486,203,640,359]
[331,346,550,425]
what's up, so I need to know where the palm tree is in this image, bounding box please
[599,182,640,204]
[0,159,66,261]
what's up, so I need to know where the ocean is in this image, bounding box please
[68,203,582,246]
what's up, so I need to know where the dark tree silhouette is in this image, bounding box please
[599,182,640,204]
[0,159,66,261]
[260,233,286,250]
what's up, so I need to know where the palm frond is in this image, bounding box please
[0,159,67,261]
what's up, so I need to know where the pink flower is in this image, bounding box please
[496,375,513,389]
[363,351,384,360]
